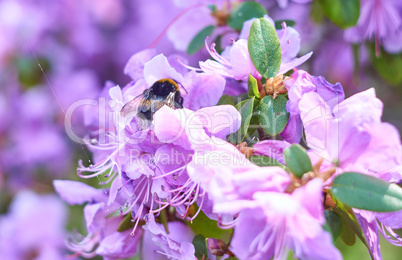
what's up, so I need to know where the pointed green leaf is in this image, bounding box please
[227,1,268,30]
[331,196,374,258]
[337,208,357,246]
[331,172,402,212]
[248,18,282,79]
[325,210,343,242]
[192,234,208,260]
[249,155,286,169]
[283,144,313,178]
[217,94,235,106]
[248,74,260,99]
[256,95,288,136]
[228,97,255,144]
[319,0,360,29]
[187,25,215,54]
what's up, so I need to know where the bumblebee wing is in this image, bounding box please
[121,92,146,117]
[145,92,175,113]
[162,92,177,109]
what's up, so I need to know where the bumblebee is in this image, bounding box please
[121,78,185,128]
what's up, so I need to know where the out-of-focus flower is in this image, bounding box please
[344,0,402,54]
[0,190,68,260]
[0,87,72,189]
[54,180,143,259]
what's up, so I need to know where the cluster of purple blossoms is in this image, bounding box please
[53,8,402,259]
[1,0,401,259]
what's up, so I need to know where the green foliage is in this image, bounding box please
[325,210,343,242]
[319,0,360,29]
[248,74,261,99]
[331,172,402,212]
[228,98,255,144]
[217,95,235,106]
[331,196,374,258]
[17,57,50,88]
[255,95,289,136]
[192,234,208,260]
[227,1,267,30]
[248,18,282,79]
[283,144,313,178]
[187,25,215,54]
[187,207,229,239]
[368,44,402,86]
[249,155,286,169]
[117,213,134,232]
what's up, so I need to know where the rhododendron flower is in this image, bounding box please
[216,179,341,260]
[299,88,401,173]
[199,17,313,82]
[142,213,196,259]
[0,190,68,260]
[299,89,402,258]
[54,180,142,259]
[344,0,402,54]
[281,69,345,143]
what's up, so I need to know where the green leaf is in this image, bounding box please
[256,95,288,136]
[117,213,134,232]
[331,172,402,212]
[228,97,255,144]
[274,20,296,29]
[319,0,360,29]
[217,94,235,106]
[310,0,325,23]
[337,208,357,246]
[368,44,402,86]
[192,234,208,260]
[248,18,282,79]
[187,25,215,54]
[227,1,268,30]
[283,144,313,178]
[249,155,286,169]
[331,196,374,258]
[245,110,260,141]
[248,74,261,99]
[17,57,50,88]
[325,210,343,242]
[187,206,229,238]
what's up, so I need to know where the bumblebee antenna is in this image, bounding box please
[179,83,188,94]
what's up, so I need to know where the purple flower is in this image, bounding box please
[199,17,313,83]
[77,50,242,239]
[299,88,401,172]
[299,88,402,258]
[344,0,402,54]
[142,213,196,259]
[252,140,291,165]
[0,87,72,189]
[54,180,142,259]
[281,69,344,143]
[219,179,341,260]
[0,190,68,260]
